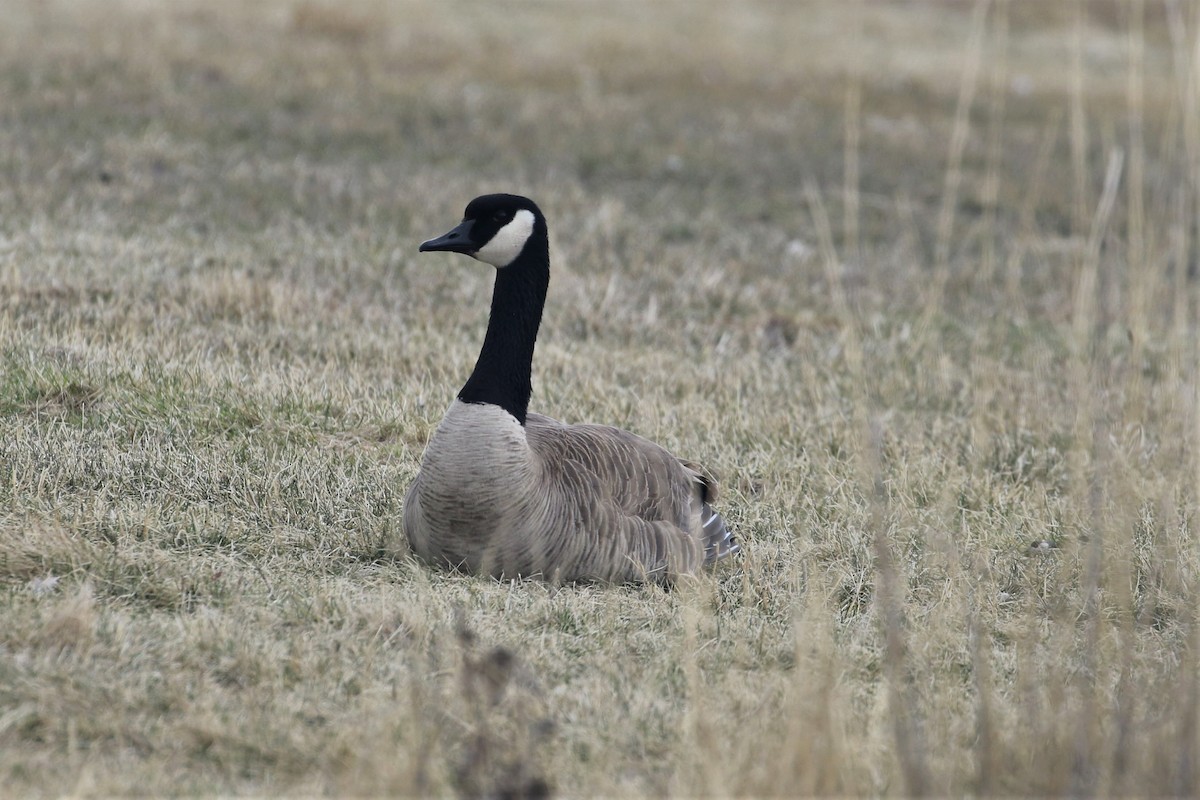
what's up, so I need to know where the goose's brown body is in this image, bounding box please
[404,401,724,583]
[403,194,738,584]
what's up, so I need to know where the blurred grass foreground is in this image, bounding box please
[2,0,1200,796]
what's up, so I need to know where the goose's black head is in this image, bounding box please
[419,194,546,269]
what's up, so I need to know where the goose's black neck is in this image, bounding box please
[457,230,549,425]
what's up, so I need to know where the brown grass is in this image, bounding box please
[1,0,1198,795]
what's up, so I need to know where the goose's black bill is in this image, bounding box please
[419,220,477,254]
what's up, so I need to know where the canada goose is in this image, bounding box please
[403,194,739,583]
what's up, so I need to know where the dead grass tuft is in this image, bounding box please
[289,1,381,45]
[451,615,555,799]
[32,584,97,652]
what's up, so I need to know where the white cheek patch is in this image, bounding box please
[474,209,536,268]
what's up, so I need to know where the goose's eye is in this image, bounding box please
[493,211,509,223]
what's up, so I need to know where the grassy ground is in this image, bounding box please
[2,0,1198,795]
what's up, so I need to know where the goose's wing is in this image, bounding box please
[525,413,738,579]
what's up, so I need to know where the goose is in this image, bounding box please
[403,193,739,584]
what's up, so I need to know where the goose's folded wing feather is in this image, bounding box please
[522,413,717,580]
[525,413,699,522]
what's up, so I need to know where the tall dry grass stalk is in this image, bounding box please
[925,0,991,325]
[842,0,864,268]
[1070,0,1093,235]
[980,0,1009,290]
[1126,0,1149,364]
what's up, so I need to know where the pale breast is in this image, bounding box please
[404,400,540,571]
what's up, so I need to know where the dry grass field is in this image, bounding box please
[2,0,1199,795]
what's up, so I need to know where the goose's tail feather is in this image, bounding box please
[700,502,739,564]
[680,460,740,566]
